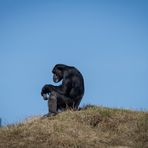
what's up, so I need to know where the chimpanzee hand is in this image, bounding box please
[41,84,54,96]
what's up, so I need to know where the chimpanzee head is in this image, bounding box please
[52,64,66,83]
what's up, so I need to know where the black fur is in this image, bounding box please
[41,64,84,116]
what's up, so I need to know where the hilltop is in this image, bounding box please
[0,106,148,148]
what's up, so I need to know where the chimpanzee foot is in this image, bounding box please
[43,112,57,117]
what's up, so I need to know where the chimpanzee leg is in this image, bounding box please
[48,92,57,113]
[56,93,74,110]
[44,92,75,117]
[43,92,57,117]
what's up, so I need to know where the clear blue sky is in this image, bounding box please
[0,0,148,125]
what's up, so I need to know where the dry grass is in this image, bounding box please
[0,106,148,148]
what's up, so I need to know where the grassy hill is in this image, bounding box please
[0,106,148,148]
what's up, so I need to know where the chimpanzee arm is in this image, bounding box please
[51,79,72,96]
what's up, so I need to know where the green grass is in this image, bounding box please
[0,106,148,148]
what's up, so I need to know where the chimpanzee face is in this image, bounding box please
[53,69,63,83]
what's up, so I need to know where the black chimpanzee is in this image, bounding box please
[41,64,85,117]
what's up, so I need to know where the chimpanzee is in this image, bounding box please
[41,64,85,117]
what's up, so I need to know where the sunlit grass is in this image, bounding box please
[0,105,148,147]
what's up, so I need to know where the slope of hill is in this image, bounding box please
[0,106,148,148]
